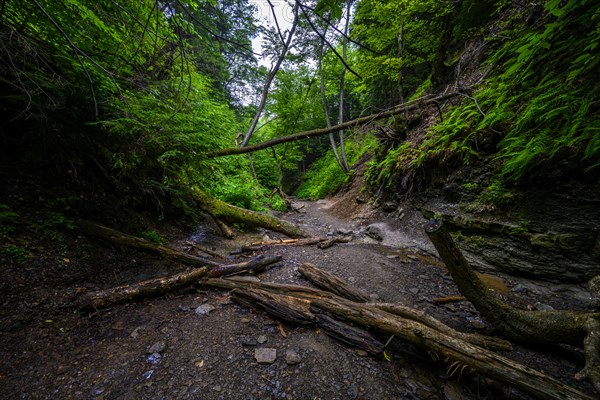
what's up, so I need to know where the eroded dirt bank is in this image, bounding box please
[0,198,597,399]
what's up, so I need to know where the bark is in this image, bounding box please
[298,262,370,302]
[208,278,592,400]
[203,277,511,351]
[206,255,282,278]
[336,0,352,173]
[574,318,600,393]
[424,219,600,346]
[79,255,281,310]
[186,242,224,259]
[240,5,298,147]
[240,237,349,252]
[194,189,306,238]
[205,92,462,158]
[76,219,222,268]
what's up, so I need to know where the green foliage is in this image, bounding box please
[2,245,31,263]
[297,132,377,199]
[0,204,20,234]
[141,230,162,244]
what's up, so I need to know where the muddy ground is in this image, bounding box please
[0,191,597,399]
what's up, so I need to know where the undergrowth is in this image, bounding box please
[296,132,378,199]
[366,0,600,197]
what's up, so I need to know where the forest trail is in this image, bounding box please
[0,198,597,399]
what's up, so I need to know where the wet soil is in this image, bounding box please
[0,196,597,399]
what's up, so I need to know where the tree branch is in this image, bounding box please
[206,92,462,158]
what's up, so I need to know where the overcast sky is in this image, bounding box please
[250,0,295,66]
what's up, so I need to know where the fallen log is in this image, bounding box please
[79,255,281,310]
[424,219,600,346]
[186,242,224,259]
[204,276,510,352]
[76,219,222,268]
[432,295,466,304]
[296,263,511,351]
[193,188,306,238]
[225,283,592,400]
[241,236,350,253]
[298,263,370,302]
[425,219,600,393]
[206,255,282,278]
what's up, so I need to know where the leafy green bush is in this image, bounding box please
[297,133,377,199]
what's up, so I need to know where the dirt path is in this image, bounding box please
[0,200,596,399]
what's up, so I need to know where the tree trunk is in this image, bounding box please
[240,5,299,147]
[206,277,593,400]
[76,219,222,268]
[205,92,461,158]
[424,219,599,346]
[337,0,352,172]
[194,189,306,238]
[79,255,281,310]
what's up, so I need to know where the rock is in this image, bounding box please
[355,197,367,204]
[255,348,277,364]
[285,350,302,365]
[365,224,384,241]
[241,318,251,323]
[241,336,258,347]
[195,304,216,316]
[381,201,398,212]
[130,326,143,339]
[467,317,487,330]
[355,349,368,357]
[409,288,419,295]
[147,353,161,364]
[257,334,268,344]
[147,341,166,354]
[534,302,554,311]
[336,228,353,236]
[511,283,526,293]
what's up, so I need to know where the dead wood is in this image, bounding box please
[186,242,224,259]
[424,219,600,346]
[298,262,370,302]
[215,280,591,400]
[79,267,209,310]
[79,255,281,310]
[76,219,222,268]
[206,255,282,278]
[242,237,350,252]
[194,188,306,238]
[205,92,462,158]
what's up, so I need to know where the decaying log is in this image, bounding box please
[76,219,222,268]
[424,219,600,346]
[574,318,600,393]
[80,255,281,310]
[372,303,512,352]
[211,215,235,239]
[298,263,370,302]
[215,279,592,400]
[241,236,351,253]
[314,312,385,354]
[194,189,306,238]
[206,255,282,278]
[186,242,224,259]
[80,266,209,310]
[317,236,352,249]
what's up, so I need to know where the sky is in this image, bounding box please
[250,0,295,66]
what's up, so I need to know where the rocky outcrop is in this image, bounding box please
[422,188,600,282]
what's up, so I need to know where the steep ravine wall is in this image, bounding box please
[419,183,600,283]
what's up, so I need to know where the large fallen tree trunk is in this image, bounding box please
[425,219,600,393]
[193,189,306,238]
[79,255,282,310]
[205,277,592,400]
[424,219,600,345]
[76,219,222,268]
[205,92,462,158]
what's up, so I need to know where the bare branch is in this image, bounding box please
[298,2,362,80]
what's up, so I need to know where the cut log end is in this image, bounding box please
[424,219,442,233]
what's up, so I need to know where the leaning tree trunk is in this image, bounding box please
[424,219,599,346]
[193,189,306,238]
